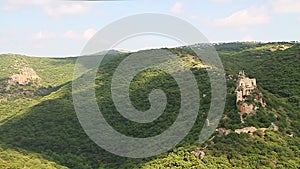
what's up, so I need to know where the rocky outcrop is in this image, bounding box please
[216,128,232,135]
[192,147,206,159]
[216,123,279,136]
[0,57,44,98]
[269,123,279,132]
[235,127,258,135]
[8,67,40,85]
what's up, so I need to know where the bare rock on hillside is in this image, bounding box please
[8,67,40,85]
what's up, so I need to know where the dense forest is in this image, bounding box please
[0,42,299,168]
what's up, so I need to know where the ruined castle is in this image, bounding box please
[235,71,259,115]
[236,70,256,103]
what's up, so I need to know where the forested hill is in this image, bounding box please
[0,42,299,168]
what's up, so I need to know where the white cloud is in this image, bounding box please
[63,31,81,40]
[6,0,54,5]
[211,0,234,3]
[171,2,184,14]
[4,1,91,18]
[45,3,90,18]
[214,7,270,28]
[83,29,97,40]
[4,0,54,10]
[270,0,300,13]
[189,15,198,20]
[34,31,56,40]
[63,29,97,41]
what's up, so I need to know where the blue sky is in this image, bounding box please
[0,0,299,57]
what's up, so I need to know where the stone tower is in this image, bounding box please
[236,70,256,103]
[235,71,259,115]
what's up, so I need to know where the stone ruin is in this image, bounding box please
[235,71,265,116]
[236,70,257,102]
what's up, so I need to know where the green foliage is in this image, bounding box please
[0,42,299,168]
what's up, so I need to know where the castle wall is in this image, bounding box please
[235,71,259,114]
[236,72,257,102]
[236,91,243,102]
[239,78,256,89]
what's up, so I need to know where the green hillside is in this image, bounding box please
[0,42,299,168]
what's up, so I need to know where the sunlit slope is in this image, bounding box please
[0,43,299,168]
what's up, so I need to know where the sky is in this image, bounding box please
[0,0,299,57]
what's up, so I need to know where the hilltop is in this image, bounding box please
[0,42,299,168]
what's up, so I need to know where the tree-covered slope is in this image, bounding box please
[0,42,299,168]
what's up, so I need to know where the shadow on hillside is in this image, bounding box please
[49,57,77,63]
[0,77,9,86]
[0,92,148,169]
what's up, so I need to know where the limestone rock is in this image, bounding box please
[8,67,40,85]
[235,127,257,135]
[193,148,205,159]
[269,123,279,131]
[216,128,231,135]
